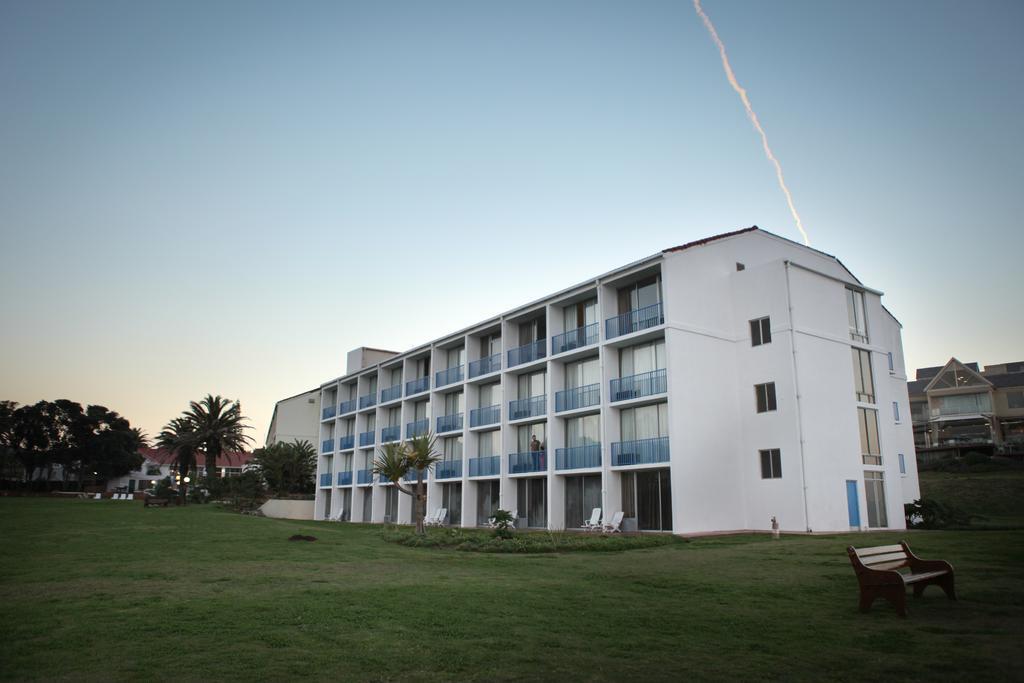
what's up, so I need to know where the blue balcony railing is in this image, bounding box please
[470,405,500,428]
[508,339,546,368]
[436,365,464,387]
[469,353,501,378]
[381,425,400,443]
[606,302,664,339]
[509,395,546,421]
[339,399,357,415]
[357,468,373,485]
[319,472,332,487]
[339,434,355,450]
[406,376,430,395]
[322,404,336,420]
[552,323,599,355]
[469,455,500,477]
[321,438,334,454]
[403,468,428,483]
[612,436,670,466]
[555,383,600,412]
[358,393,377,410]
[435,460,462,479]
[437,413,463,433]
[337,470,353,486]
[407,419,428,439]
[610,368,667,402]
[556,444,602,470]
[509,451,546,474]
[381,384,402,403]
[359,430,375,447]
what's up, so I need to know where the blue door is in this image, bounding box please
[846,480,861,527]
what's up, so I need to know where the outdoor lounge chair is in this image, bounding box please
[426,508,446,527]
[602,511,624,533]
[581,507,602,531]
[93,493,102,500]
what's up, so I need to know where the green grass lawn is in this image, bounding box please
[919,470,1024,528]
[1,498,1022,682]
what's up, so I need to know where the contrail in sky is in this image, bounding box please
[692,0,810,246]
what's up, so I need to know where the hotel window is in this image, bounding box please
[858,407,881,465]
[619,339,665,376]
[518,316,546,346]
[846,289,868,343]
[443,436,463,462]
[566,357,600,390]
[898,453,906,475]
[887,352,895,374]
[565,414,600,448]
[620,403,668,442]
[863,471,888,528]
[893,401,901,423]
[750,317,771,346]
[386,407,400,428]
[414,356,430,380]
[563,297,598,331]
[1008,391,1024,410]
[446,347,465,370]
[617,276,661,314]
[517,371,546,400]
[759,449,782,479]
[755,382,777,413]
[851,348,875,403]
[444,391,464,416]
[384,487,398,523]
[479,430,499,457]
[517,424,546,453]
[414,401,429,422]
[479,382,500,409]
[480,333,501,358]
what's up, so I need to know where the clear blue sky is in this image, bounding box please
[2,0,1022,444]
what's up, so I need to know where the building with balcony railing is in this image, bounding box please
[315,227,918,535]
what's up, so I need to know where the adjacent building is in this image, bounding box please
[909,359,1024,462]
[105,448,256,493]
[265,387,322,448]
[314,227,919,534]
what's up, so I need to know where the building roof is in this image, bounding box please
[987,372,1024,389]
[907,379,929,396]
[140,447,254,468]
[662,226,758,253]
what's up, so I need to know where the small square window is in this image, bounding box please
[1008,391,1024,410]
[755,382,777,413]
[760,448,782,479]
[750,317,771,347]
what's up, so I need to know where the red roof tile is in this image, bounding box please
[140,447,254,468]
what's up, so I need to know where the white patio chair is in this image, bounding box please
[93,493,102,500]
[114,493,123,500]
[602,511,624,533]
[581,507,602,531]
[428,508,447,527]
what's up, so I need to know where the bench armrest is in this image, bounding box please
[901,542,953,573]
[847,547,905,586]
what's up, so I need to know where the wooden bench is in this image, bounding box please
[144,497,171,508]
[847,541,956,617]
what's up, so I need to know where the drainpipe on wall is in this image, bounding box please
[784,261,812,533]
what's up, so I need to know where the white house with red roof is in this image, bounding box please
[106,447,256,493]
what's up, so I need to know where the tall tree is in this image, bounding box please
[185,395,252,481]
[252,440,316,496]
[373,433,441,535]
[156,417,198,503]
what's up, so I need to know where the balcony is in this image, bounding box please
[339,399,357,415]
[319,472,332,487]
[469,455,500,477]
[337,470,353,486]
[359,430,375,447]
[381,425,401,443]
[339,434,355,450]
[509,396,546,421]
[435,460,462,479]
[321,438,334,454]
[612,436,670,466]
[403,468,429,483]
[508,339,545,368]
[610,368,667,402]
[606,302,664,339]
[555,383,600,412]
[509,451,546,474]
[357,468,373,485]
[381,384,402,403]
[470,405,500,428]
[552,323,599,355]
[407,419,428,439]
[322,404,336,420]
[469,353,501,379]
[556,444,602,470]
[358,393,377,410]
[437,413,464,433]
[406,376,430,396]
[436,365,464,388]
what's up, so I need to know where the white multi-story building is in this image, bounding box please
[314,227,919,534]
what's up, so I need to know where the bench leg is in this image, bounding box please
[939,574,957,601]
[863,585,907,617]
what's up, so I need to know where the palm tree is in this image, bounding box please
[185,395,252,483]
[156,417,197,504]
[373,433,441,534]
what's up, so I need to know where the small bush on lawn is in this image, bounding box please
[382,526,681,553]
[905,497,978,529]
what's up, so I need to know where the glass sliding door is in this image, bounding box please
[619,339,666,377]
[385,487,398,523]
[517,478,547,528]
[564,474,602,528]
[624,468,672,531]
[864,471,888,528]
[617,276,662,314]
[362,489,372,522]
[476,480,500,525]
[442,483,462,526]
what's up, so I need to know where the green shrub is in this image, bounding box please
[905,497,976,529]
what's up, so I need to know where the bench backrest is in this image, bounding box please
[849,543,910,571]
